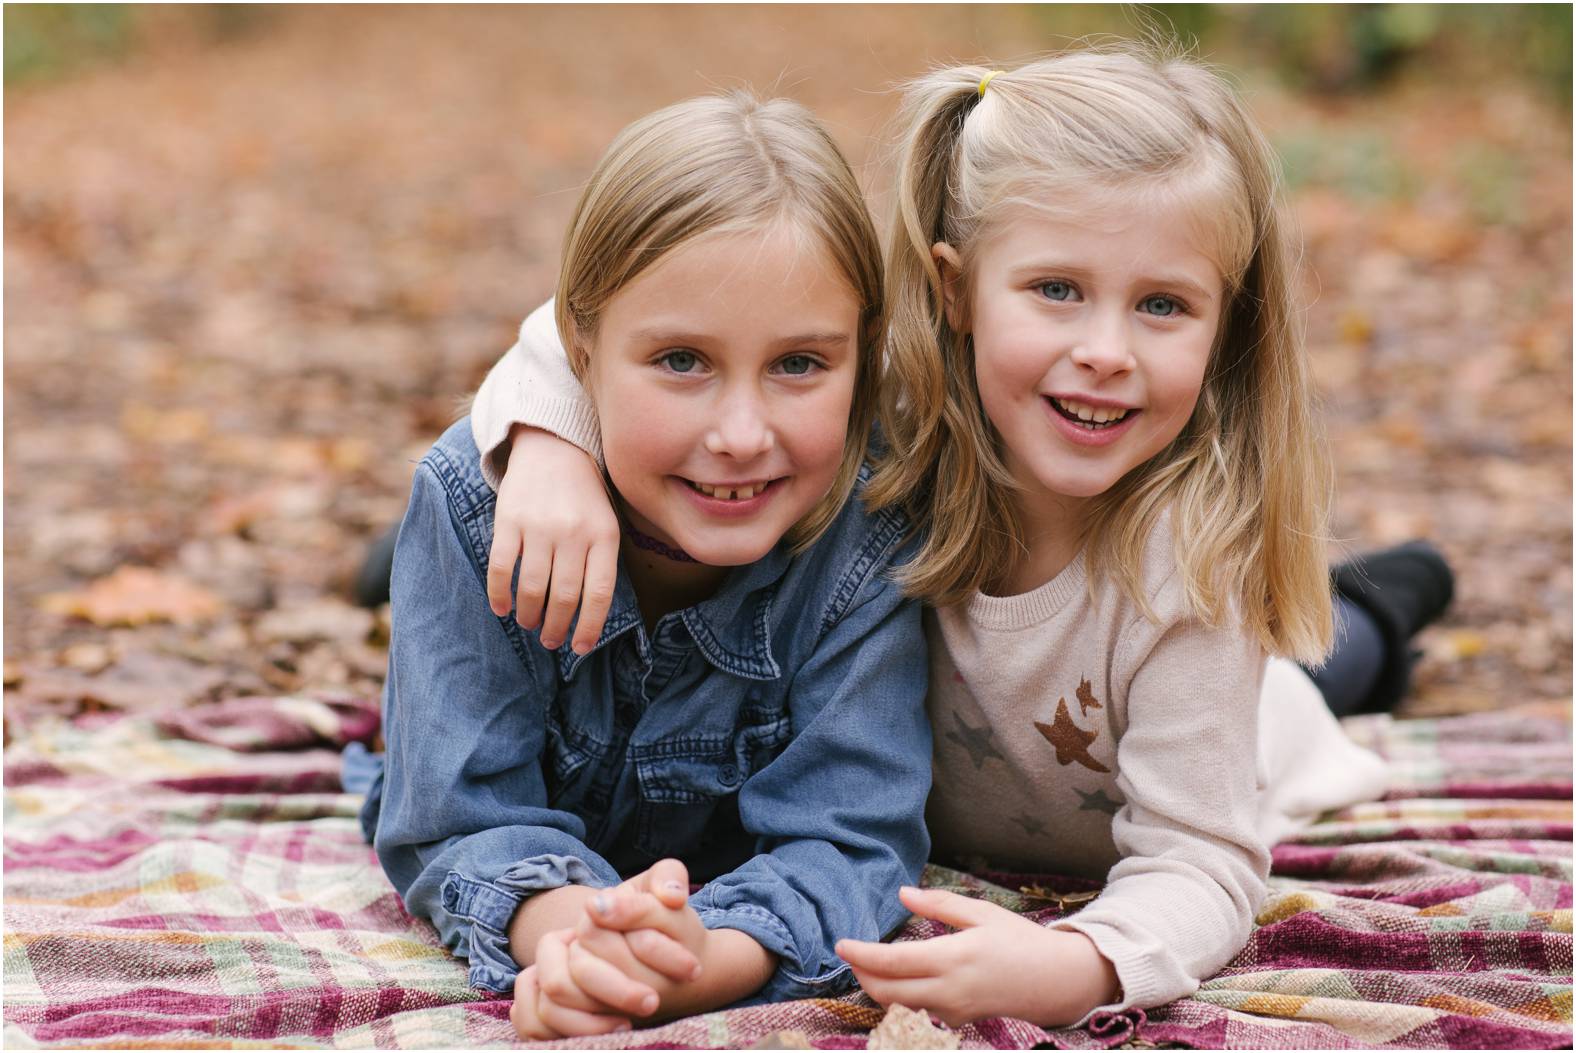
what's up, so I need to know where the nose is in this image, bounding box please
[704,386,776,460]
[1069,310,1136,378]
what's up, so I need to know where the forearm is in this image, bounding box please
[650,928,776,1021]
[508,885,601,968]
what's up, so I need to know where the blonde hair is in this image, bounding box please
[554,91,884,551]
[866,44,1334,661]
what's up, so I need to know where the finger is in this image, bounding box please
[625,927,704,984]
[584,890,681,937]
[535,991,633,1038]
[836,937,944,979]
[534,929,604,1014]
[539,539,589,650]
[643,858,690,909]
[847,968,946,1013]
[510,968,559,1041]
[899,886,1002,930]
[567,938,661,1018]
[486,527,523,618]
[513,536,552,632]
[571,530,619,655]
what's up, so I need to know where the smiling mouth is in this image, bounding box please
[1048,397,1135,430]
[682,478,777,501]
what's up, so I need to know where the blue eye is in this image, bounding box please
[1039,280,1077,302]
[778,354,818,376]
[661,350,699,373]
[1141,295,1183,317]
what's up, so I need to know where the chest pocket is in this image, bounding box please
[632,705,792,871]
[543,716,601,805]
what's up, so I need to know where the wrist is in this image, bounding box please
[506,884,599,968]
[1027,927,1121,1027]
[651,926,775,1020]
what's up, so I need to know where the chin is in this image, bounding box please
[683,536,779,567]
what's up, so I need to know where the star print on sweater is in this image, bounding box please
[1034,697,1112,773]
[945,710,1005,770]
[1011,813,1048,837]
[1076,787,1123,815]
[1075,676,1102,716]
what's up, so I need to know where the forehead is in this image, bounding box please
[980,169,1248,286]
[978,195,1224,290]
[599,223,861,339]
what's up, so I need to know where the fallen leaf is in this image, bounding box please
[867,1005,957,1051]
[40,566,224,627]
[255,600,374,646]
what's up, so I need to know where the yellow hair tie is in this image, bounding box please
[978,69,1004,97]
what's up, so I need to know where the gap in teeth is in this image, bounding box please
[1054,398,1129,425]
[689,480,764,499]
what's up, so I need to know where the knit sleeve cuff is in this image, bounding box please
[1051,917,1181,1026]
[473,394,604,492]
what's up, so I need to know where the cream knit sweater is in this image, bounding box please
[469,299,1391,1014]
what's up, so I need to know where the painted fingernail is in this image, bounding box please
[640,994,658,1015]
[592,894,611,917]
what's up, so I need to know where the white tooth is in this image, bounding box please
[1076,405,1094,421]
[1092,408,1109,423]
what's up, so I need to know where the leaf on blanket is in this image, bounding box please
[867,1005,959,1050]
[40,566,223,627]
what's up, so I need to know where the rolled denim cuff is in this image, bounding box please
[693,902,856,1005]
[441,853,614,993]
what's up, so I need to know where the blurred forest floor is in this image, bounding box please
[4,6,1571,735]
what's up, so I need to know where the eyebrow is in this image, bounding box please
[1008,262,1217,304]
[630,329,854,349]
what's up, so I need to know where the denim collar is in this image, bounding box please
[554,541,793,683]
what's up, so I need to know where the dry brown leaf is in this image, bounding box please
[41,566,223,627]
[867,1005,958,1051]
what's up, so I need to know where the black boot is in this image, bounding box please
[353,523,401,609]
[1330,540,1455,712]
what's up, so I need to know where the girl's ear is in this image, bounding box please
[931,242,965,332]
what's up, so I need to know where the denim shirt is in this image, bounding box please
[358,419,932,1004]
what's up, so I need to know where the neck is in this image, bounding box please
[617,504,728,629]
[989,477,1090,598]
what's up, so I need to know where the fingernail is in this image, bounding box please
[639,994,658,1015]
[614,1021,632,1032]
[663,881,685,896]
[592,894,611,917]
[690,963,703,981]
[542,638,561,650]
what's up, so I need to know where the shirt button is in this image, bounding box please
[719,764,741,787]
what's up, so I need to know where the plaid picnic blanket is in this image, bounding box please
[4,695,1570,1049]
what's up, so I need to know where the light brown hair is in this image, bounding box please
[555,91,885,550]
[866,45,1334,661]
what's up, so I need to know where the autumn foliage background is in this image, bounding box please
[3,5,1571,733]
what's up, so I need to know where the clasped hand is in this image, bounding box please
[511,859,706,1040]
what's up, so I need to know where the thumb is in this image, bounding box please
[645,858,690,909]
[898,886,1001,930]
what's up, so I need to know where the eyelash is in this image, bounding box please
[1035,281,1191,318]
[655,350,826,375]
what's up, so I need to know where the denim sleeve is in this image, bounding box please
[374,461,620,993]
[690,574,932,1003]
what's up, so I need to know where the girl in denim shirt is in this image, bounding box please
[355,92,932,1039]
